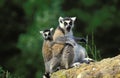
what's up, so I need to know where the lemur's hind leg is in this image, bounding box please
[49,56,60,74]
[61,44,74,69]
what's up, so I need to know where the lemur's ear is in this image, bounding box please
[58,16,63,23]
[71,17,76,21]
[50,28,54,32]
[39,31,43,34]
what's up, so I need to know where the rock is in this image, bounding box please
[51,55,120,78]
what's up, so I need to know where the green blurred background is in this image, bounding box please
[0,0,120,78]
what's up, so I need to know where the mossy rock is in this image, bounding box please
[51,55,120,78]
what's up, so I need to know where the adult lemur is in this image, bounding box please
[50,17,93,72]
[49,17,77,73]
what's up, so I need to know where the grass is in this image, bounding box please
[85,32,101,61]
[0,66,21,78]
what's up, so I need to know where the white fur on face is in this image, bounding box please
[65,20,70,28]
[59,17,76,30]
[44,31,49,38]
[40,31,50,39]
[45,32,49,35]
[65,20,70,23]
[65,20,70,24]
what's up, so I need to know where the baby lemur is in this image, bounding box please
[40,28,54,78]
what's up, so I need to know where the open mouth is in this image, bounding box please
[67,26,71,32]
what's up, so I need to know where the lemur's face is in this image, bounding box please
[40,28,53,40]
[59,17,76,32]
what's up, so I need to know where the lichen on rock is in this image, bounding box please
[51,55,120,78]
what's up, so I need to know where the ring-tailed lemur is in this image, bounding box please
[51,17,93,70]
[40,28,54,78]
[40,17,93,77]
[49,17,77,73]
[40,28,76,78]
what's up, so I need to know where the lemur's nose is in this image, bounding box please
[66,26,71,32]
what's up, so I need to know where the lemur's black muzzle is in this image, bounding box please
[45,36,52,40]
[66,26,71,32]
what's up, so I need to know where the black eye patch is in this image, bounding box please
[60,20,62,23]
[69,21,72,25]
[64,22,67,26]
[48,32,51,35]
[44,34,47,36]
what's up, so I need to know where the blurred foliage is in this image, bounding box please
[85,33,101,61]
[0,66,20,78]
[63,0,120,32]
[0,0,120,78]
[5,0,63,78]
